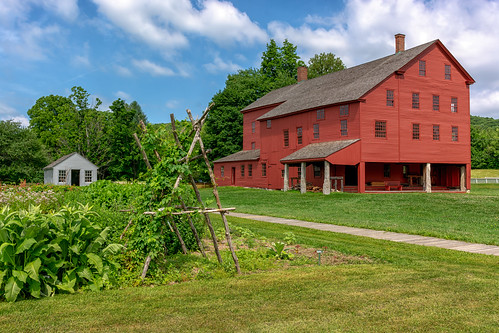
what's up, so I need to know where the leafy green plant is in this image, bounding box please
[0,204,122,302]
[283,232,297,245]
[267,242,294,260]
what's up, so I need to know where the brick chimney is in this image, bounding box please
[297,66,308,82]
[395,33,405,53]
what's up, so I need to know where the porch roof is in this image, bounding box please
[214,149,260,163]
[280,139,359,163]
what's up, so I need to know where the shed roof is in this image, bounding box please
[214,149,260,163]
[243,40,473,121]
[44,152,97,170]
[280,139,359,162]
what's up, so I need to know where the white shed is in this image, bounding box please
[44,152,98,186]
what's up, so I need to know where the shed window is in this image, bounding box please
[451,97,458,113]
[262,163,267,177]
[339,105,349,116]
[251,142,256,150]
[266,120,271,128]
[412,123,420,140]
[386,90,394,106]
[419,60,426,76]
[313,124,319,139]
[452,126,458,142]
[314,165,321,178]
[375,121,387,138]
[241,165,245,177]
[221,166,224,178]
[283,129,289,147]
[317,109,325,120]
[340,119,348,136]
[251,121,255,133]
[297,127,303,144]
[433,125,440,141]
[58,170,66,183]
[412,93,420,109]
[445,65,451,80]
[248,164,252,177]
[433,95,439,111]
[85,170,92,183]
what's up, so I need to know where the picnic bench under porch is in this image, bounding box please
[280,140,469,194]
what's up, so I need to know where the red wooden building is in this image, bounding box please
[214,34,475,193]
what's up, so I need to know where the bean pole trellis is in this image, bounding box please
[133,105,240,277]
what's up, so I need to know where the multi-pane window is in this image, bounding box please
[386,90,394,106]
[266,120,271,128]
[314,165,321,178]
[339,105,349,116]
[340,119,348,136]
[452,126,458,141]
[419,60,426,76]
[375,121,387,138]
[384,164,391,178]
[85,170,92,183]
[297,127,303,144]
[248,164,253,177]
[433,125,440,140]
[251,142,256,150]
[281,169,285,178]
[445,65,451,80]
[241,165,245,177]
[58,170,66,183]
[251,121,255,133]
[317,109,325,120]
[283,130,289,147]
[433,95,439,111]
[313,123,319,139]
[412,93,420,109]
[221,166,224,178]
[451,97,458,113]
[261,163,267,177]
[412,123,420,140]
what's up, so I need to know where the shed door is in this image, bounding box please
[71,170,80,186]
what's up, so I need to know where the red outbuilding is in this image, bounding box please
[214,34,475,193]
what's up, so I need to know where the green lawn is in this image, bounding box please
[471,169,499,178]
[1,215,498,332]
[201,184,499,246]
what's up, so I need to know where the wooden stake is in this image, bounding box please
[170,113,223,264]
[186,109,241,274]
[168,215,188,254]
[141,255,152,280]
[179,195,206,257]
[133,132,152,170]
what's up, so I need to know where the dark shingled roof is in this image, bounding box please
[243,41,436,120]
[281,139,359,162]
[44,152,79,169]
[214,149,260,163]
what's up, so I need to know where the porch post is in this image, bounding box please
[358,162,366,193]
[460,165,466,192]
[300,162,306,194]
[323,161,331,195]
[283,164,289,192]
[423,163,431,193]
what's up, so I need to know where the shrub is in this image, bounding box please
[0,204,122,302]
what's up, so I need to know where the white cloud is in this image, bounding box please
[267,0,499,118]
[91,0,267,54]
[0,102,17,115]
[71,42,91,67]
[132,59,175,76]
[0,102,29,127]
[8,116,30,127]
[165,100,180,109]
[115,91,131,101]
[114,65,132,77]
[204,55,241,74]
[37,0,79,21]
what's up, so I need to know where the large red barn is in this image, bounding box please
[213,35,475,193]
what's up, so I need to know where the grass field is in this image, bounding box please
[471,169,499,178]
[200,184,499,246]
[1,215,497,332]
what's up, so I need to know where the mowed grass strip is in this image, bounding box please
[201,184,499,246]
[1,216,498,332]
[471,169,499,178]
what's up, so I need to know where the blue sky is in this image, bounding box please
[1,0,499,126]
